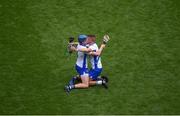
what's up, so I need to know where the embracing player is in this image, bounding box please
[84,35,108,86]
[64,34,110,93]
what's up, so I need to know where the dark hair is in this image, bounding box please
[87,35,96,38]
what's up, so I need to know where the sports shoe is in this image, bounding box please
[64,85,71,93]
[102,79,108,89]
[101,76,109,83]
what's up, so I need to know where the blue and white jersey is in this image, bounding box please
[76,44,88,69]
[89,43,102,69]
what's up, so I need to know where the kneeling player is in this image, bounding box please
[86,35,109,88]
[65,34,110,92]
[64,35,90,93]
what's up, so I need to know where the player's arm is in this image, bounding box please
[88,35,110,56]
[69,45,78,52]
[88,44,106,56]
[68,37,77,53]
[69,46,93,53]
[78,34,110,53]
[78,47,93,52]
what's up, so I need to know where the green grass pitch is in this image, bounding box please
[0,0,180,114]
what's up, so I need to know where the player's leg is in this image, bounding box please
[68,75,81,85]
[74,74,89,88]
[89,78,107,88]
[88,69,108,89]
[101,75,109,83]
[74,67,89,88]
[64,66,89,93]
[89,78,105,85]
[65,74,89,92]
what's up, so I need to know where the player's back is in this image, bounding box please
[89,43,102,69]
[76,44,88,68]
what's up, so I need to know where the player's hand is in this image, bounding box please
[67,44,73,53]
[70,46,77,51]
[101,44,106,48]
[103,35,110,44]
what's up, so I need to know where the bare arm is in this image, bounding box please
[69,46,78,52]
[78,47,92,52]
[89,34,110,56]
[88,44,106,56]
[69,46,93,53]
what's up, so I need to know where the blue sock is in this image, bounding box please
[69,76,77,85]
[69,85,75,90]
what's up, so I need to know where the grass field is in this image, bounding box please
[0,0,180,114]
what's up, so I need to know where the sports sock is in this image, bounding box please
[69,85,75,90]
[69,76,78,85]
[96,80,103,85]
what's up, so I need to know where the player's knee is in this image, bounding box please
[84,83,89,88]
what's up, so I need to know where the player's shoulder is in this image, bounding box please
[92,43,98,49]
[89,43,98,51]
[89,43,97,47]
[94,43,98,47]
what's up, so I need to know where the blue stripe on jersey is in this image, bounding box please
[83,54,87,69]
[97,56,100,66]
[92,50,97,69]
[94,56,100,69]
[94,56,97,69]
